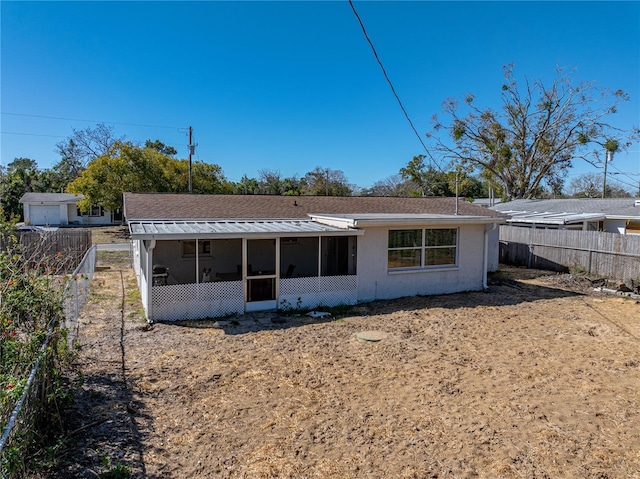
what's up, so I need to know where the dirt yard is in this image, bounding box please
[51,258,640,479]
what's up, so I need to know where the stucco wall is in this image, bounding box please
[356,224,488,303]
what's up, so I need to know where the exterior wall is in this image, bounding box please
[603,219,627,234]
[356,224,487,303]
[25,202,116,226]
[133,225,495,321]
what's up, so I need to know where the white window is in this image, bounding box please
[388,228,458,270]
[181,240,211,257]
[89,205,103,217]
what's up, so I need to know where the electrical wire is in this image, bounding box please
[0,131,67,139]
[347,0,441,171]
[1,111,181,130]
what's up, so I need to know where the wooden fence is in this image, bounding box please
[499,226,640,282]
[0,229,92,273]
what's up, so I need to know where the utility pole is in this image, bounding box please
[602,149,613,198]
[187,126,195,193]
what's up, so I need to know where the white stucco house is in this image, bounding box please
[123,193,506,322]
[19,193,122,226]
[491,198,640,234]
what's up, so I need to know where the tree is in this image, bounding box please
[302,167,354,196]
[55,123,123,168]
[145,139,178,156]
[400,155,452,196]
[362,174,415,197]
[428,64,637,200]
[398,155,485,198]
[569,172,631,198]
[66,141,230,212]
[0,158,48,221]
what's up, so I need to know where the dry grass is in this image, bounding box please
[54,266,640,479]
[90,225,129,244]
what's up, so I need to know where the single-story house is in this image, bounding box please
[491,198,640,234]
[123,193,507,322]
[19,193,122,226]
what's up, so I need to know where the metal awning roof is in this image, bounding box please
[503,211,605,225]
[128,219,362,239]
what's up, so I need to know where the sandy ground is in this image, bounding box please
[50,261,640,479]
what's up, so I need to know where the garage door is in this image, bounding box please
[30,205,61,225]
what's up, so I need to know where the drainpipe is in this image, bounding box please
[146,239,156,322]
[483,223,498,289]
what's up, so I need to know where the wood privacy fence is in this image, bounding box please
[499,226,640,282]
[0,229,92,272]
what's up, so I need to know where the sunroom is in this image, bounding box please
[129,219,362,322]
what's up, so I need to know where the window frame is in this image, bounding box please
[181,240,212,258]
[388,227,458,271]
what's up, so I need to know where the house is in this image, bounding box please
[491,198,640,234]
[19,193,122,226]
[123,193,506,322]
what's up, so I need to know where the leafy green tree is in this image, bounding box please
[302,167,354,196]
[399,155,484,198]
[145,139,178,156]
[67,141,230,211]
[0,158,47,221]
[428,65,638,200]
[234,175,261,195]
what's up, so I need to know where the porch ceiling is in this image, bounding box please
[128,219,361,239]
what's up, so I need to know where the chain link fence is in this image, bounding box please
[1,245,97,477]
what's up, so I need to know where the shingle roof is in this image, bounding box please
[123,193,507,221]
[20,193,81,204]
[492,198,640,219]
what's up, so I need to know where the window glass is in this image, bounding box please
[426,228,457,246]
[388,228,458,270]
[388,249,421,269]
[388,229,422,248]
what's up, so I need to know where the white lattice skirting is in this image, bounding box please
[151,281,244,321]
[278,275,358,310]
[151,275,358,321]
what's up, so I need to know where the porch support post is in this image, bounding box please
[195,239,200,284]
[317,236,322,277]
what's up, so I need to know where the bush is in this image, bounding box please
[0,227,76,477]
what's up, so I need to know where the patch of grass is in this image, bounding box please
[91,226,129,245]
[97,251,131,269]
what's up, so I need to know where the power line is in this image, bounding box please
[347,1,440,170]
[1,131,67,139]
[1,112,181,130]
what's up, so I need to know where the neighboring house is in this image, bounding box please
[471,198,503,208]
[124,193,506,322]
[491,198,640,234]
[19,193,122,226]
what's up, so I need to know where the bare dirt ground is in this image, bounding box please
[50,258,640,479]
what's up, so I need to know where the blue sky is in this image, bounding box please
[2,1,639,192]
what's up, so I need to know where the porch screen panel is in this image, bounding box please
[321,236,357,276]
[280,237,319,278]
